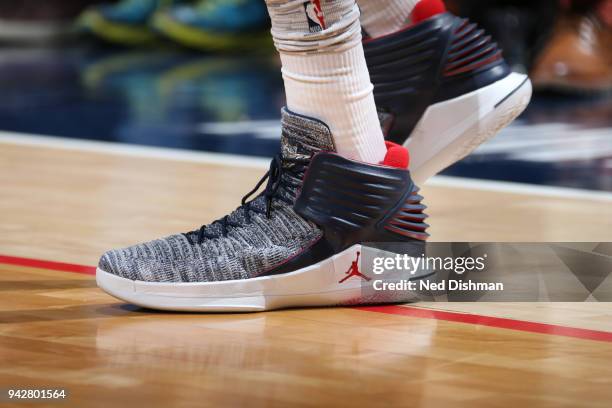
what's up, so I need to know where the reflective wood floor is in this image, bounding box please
[1,141,611,407]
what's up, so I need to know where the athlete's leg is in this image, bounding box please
[95,1,430,312]
[265,0,386,163]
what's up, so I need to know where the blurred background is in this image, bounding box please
[0,0,610,190]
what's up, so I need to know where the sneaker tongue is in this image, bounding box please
[280,108,336,160]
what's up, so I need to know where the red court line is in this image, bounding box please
[2,254,612,343]
[356,305,612,343]
[0,255,96,275]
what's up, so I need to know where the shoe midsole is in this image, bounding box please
[96,244,434,311]
[406,72,532,185]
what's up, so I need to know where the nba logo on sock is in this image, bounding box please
[304,0,326,33]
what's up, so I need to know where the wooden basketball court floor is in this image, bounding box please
[1,136,612,407]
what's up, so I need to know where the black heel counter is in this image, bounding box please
[294,153,429,251]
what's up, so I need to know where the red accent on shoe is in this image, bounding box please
[382,141,410,169]
[444,50,503,77]
[410,0,446,24]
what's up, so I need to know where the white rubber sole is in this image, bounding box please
[96,244,430,312]
[407,72,533,185]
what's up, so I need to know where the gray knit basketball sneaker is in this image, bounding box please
[97,108,431,311]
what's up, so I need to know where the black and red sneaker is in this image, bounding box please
[364,0,532,184]
[97,108,431,312]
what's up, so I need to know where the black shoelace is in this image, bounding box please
[184,154,309,245]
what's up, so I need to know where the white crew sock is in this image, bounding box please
[265,0,386,164]
[358,0,418,38]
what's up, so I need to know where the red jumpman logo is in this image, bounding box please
[339,251,371,283]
